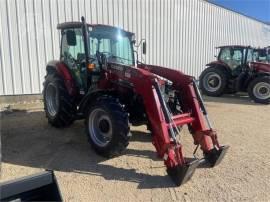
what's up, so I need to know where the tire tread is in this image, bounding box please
[43,72,76,127]
[85,95,130,158]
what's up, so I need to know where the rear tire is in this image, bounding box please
[199,67,228,97]
[248,76,270,104]
[85,95,130,158]
[43,72,76,127]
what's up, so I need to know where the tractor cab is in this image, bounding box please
[57,21,135,92]
[217,45,253,76]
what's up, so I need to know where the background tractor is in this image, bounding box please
[254,46,270,63]
[43,17,228,186]
[199,45,270,104]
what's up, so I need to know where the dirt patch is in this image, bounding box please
[1,95,270,201]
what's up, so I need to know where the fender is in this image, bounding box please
[78,89,114,115]
[245,71,270,89]
[250,62,270,73]
[206,61,231,75]
[254,72,270,77]
[46,60,77,96]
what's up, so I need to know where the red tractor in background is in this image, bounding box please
[254,46,270,63]
[43,17,228,186]
[199,45,270,104]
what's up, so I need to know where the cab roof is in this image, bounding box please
[216,45,252,49]
[57,22,134,36]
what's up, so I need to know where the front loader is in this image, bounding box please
[43,17,229,186]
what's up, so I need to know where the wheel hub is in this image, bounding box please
[259,87,267,94]
[203,72,222,92]
[208,77,219,88]
[88,109,112,147]
[99,119,110,133]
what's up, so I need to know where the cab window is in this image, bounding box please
[232,50,242,62]
[219,48,243,69]
[89,27,134,65]
[246,49,253,63]
[61,28,85,62]
[219,48,231,61]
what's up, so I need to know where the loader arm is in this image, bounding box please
[98,62,229,185]
[139,64,218,149]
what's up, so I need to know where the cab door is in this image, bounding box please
[60,28,87,91]
[219,48,243,76]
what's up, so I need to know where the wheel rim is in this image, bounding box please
[88,108,113,147]
[253,82,270,100]
[45,83,59,117]
[203,72,222,92]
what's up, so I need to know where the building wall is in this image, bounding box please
[0,0,270,95]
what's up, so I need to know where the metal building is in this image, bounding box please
[0,0,270,96]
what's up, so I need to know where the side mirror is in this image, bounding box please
[66,30,76,46]
[142,42,146,55]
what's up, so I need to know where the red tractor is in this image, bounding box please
[254,46,270,63]
[199,45,270,104]
[43,17,228,186]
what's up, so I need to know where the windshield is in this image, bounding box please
[88,26,134,65]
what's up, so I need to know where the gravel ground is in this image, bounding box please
[1,94,270,201]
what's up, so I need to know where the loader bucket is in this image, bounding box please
[0,170,62,201]
[167,159,200,186]
[204,145,230,167]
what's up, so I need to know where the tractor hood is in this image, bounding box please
[137,63,193,85]
[105,62,193,86]
[250,62,270,73]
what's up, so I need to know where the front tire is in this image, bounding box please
[199,67,228,97]
[248,76,270,104]
[85,95,130,158]
[43,72,76,127]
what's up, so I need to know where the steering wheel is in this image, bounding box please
[64,52,76,65]
[99,52,127,64]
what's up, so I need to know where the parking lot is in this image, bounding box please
[1,94,270,201]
